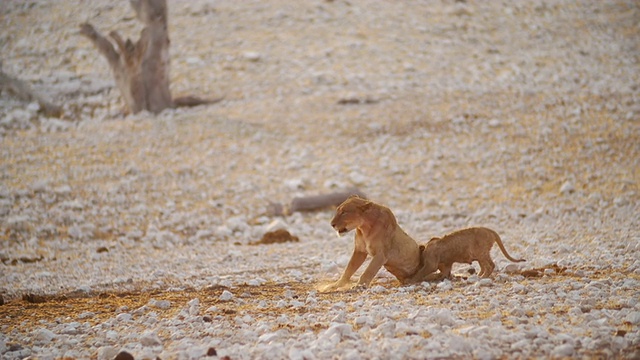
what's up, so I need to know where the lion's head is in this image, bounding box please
[330,195,371,236]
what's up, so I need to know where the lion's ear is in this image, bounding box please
[348,194,362,200]
[357,201,372,212]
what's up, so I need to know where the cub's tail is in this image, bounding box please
[489,228,526,263]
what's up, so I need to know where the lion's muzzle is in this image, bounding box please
[331,218,349,236]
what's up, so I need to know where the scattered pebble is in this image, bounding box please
[243,52,262,62]
[140,331,163,347]
[560,181,575,195]
[219,290,234,301]
[148,299,171,310]
[32,328,56,343]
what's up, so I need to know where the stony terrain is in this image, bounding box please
[1,0,639,359]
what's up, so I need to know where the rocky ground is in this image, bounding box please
[1,0,639,359]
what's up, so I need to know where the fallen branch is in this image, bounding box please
[267,187,366,216]
[0,65,62,118]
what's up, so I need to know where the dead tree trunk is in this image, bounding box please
[80,0,216,114]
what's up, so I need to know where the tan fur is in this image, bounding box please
[407,227,525,283]
[319,195,422,292]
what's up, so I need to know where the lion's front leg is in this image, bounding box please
[356,252,386,287]
[320,249,367,292]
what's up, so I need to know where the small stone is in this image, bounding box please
[511,283,526,293]
[140,331,162,346]
[68,222,95,239]
[53,185,72,196]
[32,328,56,343]
[194,229,214,241]
[116,313,132,322]
[259,332,281,343]
[76,285,91,293]
[349,171,368,185]
[207,347,217,356]
[148,299,171,309]
[322,323,356,340]
[331,311,346,323]
[488,118,501,127]
[60,322,81,335]
[185,56,202,65]
[625,311,640,325]
[560,181,575,195]
[552,344,574,357]
[78,311,95,319]
[97,346,119,360]
[613,197,629,206]
[288,269,303,279]
[243,51,262,62]
[569,307,582,317]
[214,225,232,238]
[467,274,480,284]
[625,111,635,121]
[219,290,234,301]
[437,280,453,291]
[127,229,144,240]
[426,307,458,326]
[26,102,40,113]
[31,180,49,192]
[355,315,373,327]
[188,297,200,315]
[265,219,287,232]
[247,278,266,286]
[504,264,521,273]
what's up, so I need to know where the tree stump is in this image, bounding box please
[80,0,216,114]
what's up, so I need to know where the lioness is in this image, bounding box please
[319,195,422,291]
[406,227,525,283]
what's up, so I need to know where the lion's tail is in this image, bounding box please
[490,229,526,263]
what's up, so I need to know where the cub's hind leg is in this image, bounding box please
[477,256,495,278]
[438,262,453,279]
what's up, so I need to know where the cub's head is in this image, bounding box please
[330,195,371,236]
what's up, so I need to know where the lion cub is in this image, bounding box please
[319,195,422,292]
[407,227,525,283]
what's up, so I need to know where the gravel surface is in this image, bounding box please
[1,0,639,359]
